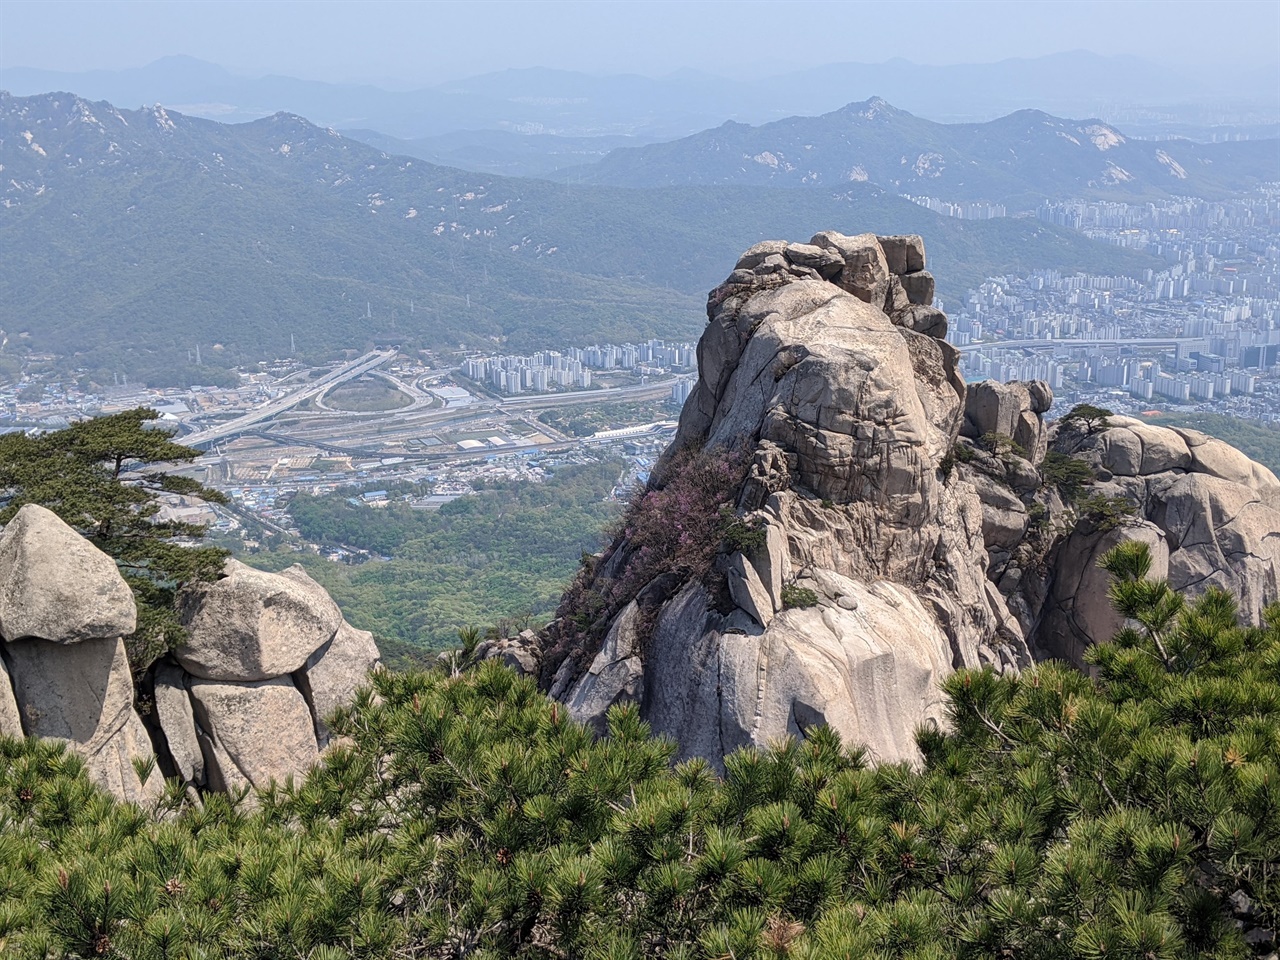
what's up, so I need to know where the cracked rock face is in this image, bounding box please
[1032,418,1280,664]
[539,231,1280,769]
[553,231,1029,767]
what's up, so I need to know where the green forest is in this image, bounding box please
[245,461,623,669]
[0,541,1276,958]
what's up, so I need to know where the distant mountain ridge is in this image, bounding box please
[3,50,1275,140]
[0,90,1156,384]
[565,97,1279,207]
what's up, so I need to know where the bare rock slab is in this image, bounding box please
[0,504,136,644]
[190,675,319,792]
[153,660,204,786]
[296,620,380,745]
[176,560,341,681]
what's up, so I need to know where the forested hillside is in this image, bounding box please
[244,461,622,667]
[0,91,1155,384]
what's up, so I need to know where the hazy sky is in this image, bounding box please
[2,0,1278,84]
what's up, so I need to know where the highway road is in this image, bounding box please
[956,336,1203,353]
[181,350,397,448]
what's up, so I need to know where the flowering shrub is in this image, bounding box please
[545,445,749,677]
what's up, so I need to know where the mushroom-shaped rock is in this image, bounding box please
[176,560,342,682]
[295,620,381,745]
[189,675,319,793]
[0,504,136,644]
[6,635,161,803]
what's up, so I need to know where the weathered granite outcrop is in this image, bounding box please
[0,506,380,804]
[153,560,380,797]
[1025,416,1280,664]
[537,231,1030,767]
[526,230,1280,770]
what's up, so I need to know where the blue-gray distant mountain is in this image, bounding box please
[568,98,1279,208]
[3,52,1274,142]
[0,91,1154,385]
[341,128,649,179]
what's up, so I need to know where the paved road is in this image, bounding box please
[956,336,1202,353]
[182,350,397,448]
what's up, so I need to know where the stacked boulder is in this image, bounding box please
[0,505,380,804]
[155,560,381,795]
[0,504,162,804]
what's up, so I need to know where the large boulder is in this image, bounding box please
[1087,417,1192,477]
[1169,426,1280,496]
[176,560,342,682]
[295,620,381,746]
[189,676,319,793]
[5,635,161,803]
[0,504,136,644]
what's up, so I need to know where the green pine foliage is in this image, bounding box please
[1,543,1277,957]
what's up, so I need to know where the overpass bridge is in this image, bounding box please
[181,350,397,449]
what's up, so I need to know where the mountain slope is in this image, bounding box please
[570,98,1279,207]
[0,91,1155,384]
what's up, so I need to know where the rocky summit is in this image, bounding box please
[515,230,1280,769]
[0,505,379,803]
